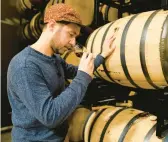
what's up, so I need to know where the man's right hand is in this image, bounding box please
[78,52,94,77]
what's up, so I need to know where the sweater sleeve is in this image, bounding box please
[94,54,105,71]
[60,58,78,79]
[12,67,92,128]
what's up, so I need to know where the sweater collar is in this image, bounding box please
[27,45,57,62]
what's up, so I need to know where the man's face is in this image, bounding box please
[51,23,81,55]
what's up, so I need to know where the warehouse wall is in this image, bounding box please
[1,0,23,127]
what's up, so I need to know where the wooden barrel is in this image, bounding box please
[101,4,118,23]
[44,0,60,11]
[16,0,32,15]
[86,10,168,89]
[61,50,81,84]
[83,109,107,142]
[29,0,49,9]
[30,12,44,40]
[61,50,81,65]
[19,23,35,41]
[84,106,167,142]
[62,0,94,26]
[67,107,91,142]
[16,0,37,18]
[30,0,49,5]
[122,12,130,18]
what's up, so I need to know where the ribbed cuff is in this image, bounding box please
[76,70,92,84]
[94,54,105,71]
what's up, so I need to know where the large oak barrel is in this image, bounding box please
[29,0,49,9]
[29,12,44,40]
[44,0,60,11]
[62,0,94,26]
[83,109,107,142]
[19,23,34,41]
[61,50,81,84]
[84,106,167,142]
[86,10,168,89]
[16,0,32,16]
[16,0,38,19]
[67,106,91,142]
[62,51,81,66]
[101,4,118,23]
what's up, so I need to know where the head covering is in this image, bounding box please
[44,3,82,25]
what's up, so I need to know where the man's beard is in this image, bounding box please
[51,46,59,54]
[51,46,67,55]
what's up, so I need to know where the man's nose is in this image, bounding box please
[70,38,76,47]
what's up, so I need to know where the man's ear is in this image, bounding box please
[47,19,56,31]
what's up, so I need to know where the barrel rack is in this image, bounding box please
[93,0,131,27]
[93,0,168,27]
[81,77,168,139]
[156,87,168,138]
[162,0,168,10]
[91,0,168,138]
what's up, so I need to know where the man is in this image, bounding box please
[7,3,116,142]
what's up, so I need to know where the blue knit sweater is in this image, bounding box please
[7,46,104,142]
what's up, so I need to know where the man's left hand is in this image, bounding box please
[101,33,117,58]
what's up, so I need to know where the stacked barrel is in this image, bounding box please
[63,10,168,141]
[16,0,53,42]
[17,0,132,42]
[86,10,168,89]
[60,9,168,90]
[61,50,81,84]
[68,106,168,142]
[16,0,97,42]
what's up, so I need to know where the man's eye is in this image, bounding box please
[69,33,74,37]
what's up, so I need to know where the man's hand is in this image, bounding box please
[101,33,117,58]
[78,52,94,77]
